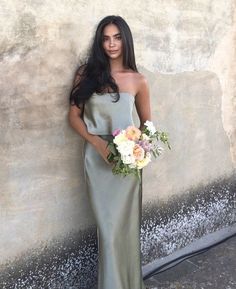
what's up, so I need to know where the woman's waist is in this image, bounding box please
[83,118,134,135]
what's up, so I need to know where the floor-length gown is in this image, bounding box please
[82,92,146,289]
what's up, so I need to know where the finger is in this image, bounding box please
[104,158,111,165]
[105,156,113,165]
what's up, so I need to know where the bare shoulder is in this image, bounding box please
[132,72,151,125]
[136,72,148,85]
[132,72,149,95]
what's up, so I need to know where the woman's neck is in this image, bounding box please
[109,58,124,73]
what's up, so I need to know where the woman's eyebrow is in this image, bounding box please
[103,33,121,37]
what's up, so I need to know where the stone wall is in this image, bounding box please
[0,0,235,287]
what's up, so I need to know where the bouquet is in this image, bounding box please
[107,120,171,181]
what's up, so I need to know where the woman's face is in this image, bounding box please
[102,23,123,60]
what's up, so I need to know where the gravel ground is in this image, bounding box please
[144,235,236,289]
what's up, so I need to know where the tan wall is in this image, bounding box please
[0,0,235,265]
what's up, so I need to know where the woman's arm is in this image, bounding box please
[135,74,151,130]
[68,72,111,164]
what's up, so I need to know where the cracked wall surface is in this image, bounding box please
[0,0,235,275]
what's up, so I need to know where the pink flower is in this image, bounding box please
[125,126,141,141]
[112,128,121,137]
[138,140,152,152]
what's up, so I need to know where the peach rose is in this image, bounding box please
[133,144,145,160]
[125,126,141,141]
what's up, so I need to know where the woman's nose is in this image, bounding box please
[109,39,115,47]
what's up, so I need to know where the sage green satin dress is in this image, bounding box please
[82,92,146,289]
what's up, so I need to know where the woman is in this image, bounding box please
[69,15,150,289]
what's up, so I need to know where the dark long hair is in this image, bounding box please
[69,15,138,108]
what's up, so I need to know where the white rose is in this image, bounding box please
[117,140,135,155]
[144,120,156,135]
[141,133,150,141]
[113,130,128,145]
[121,154,136,164]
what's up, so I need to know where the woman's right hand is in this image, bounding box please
[92,136,111,164]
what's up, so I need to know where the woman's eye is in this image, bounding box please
[102,35,121,42]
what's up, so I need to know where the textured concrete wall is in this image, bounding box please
[0,0,235,283]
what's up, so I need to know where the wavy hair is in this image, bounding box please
[69,15,138,108]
